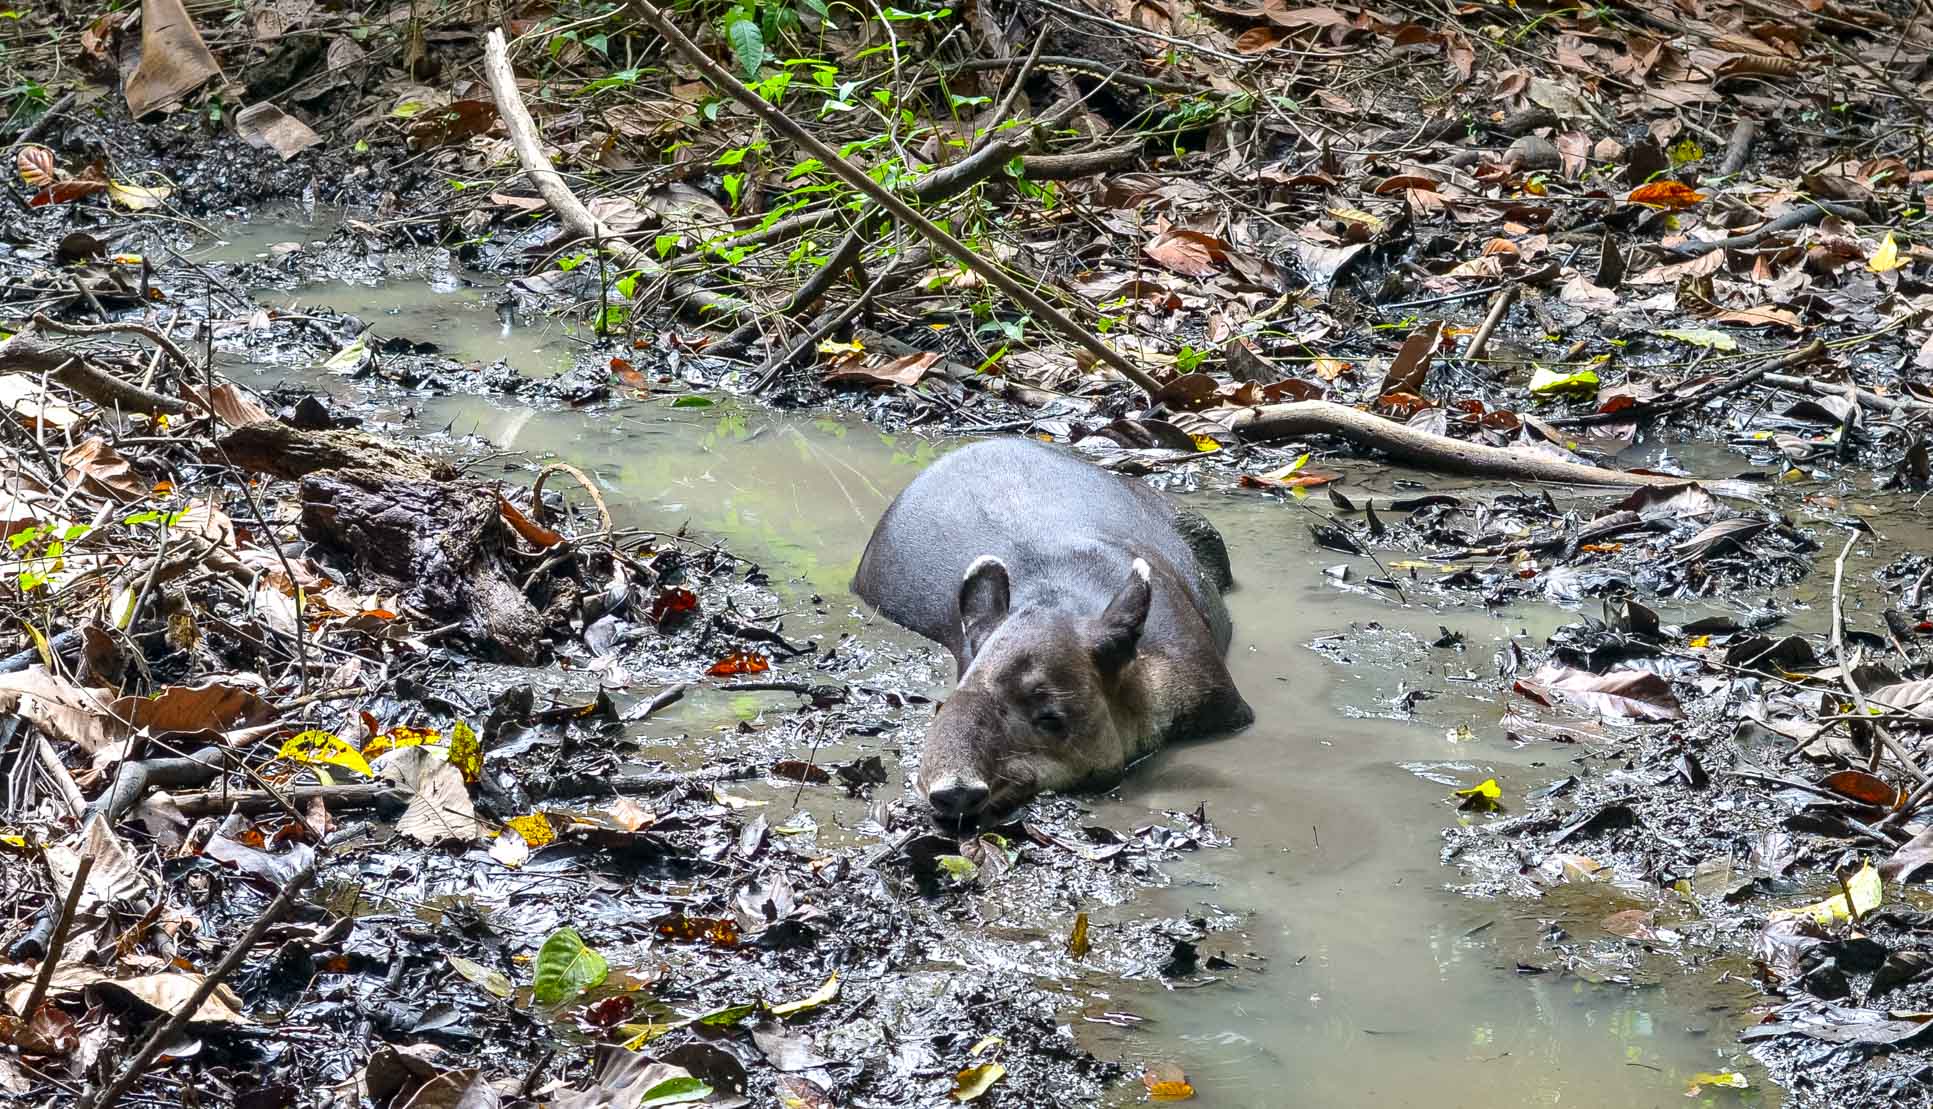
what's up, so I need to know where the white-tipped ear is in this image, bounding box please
[1131,557,1151,583]
[965,554,1005,584]
[1094,558,1153,672]
[959,555,1011,661]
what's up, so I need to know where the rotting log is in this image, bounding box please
[299,469,546,663]
[1223,400,1686,486]
[210,421,453,481]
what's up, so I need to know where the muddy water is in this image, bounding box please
[398,394,1774,1106]
[214,242,1804,1103]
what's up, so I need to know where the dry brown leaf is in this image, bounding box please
[234,102,321,159]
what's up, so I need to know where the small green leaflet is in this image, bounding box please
[446,954,513,999]
[936,854,979,881]
[1527,366,1599,397]
[671,396,714,408]
[697,1001,758,1026]
[640,1078,713,1107]
[532,928,608,1005]
[1653,328,1737,351]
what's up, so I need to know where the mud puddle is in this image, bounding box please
[210,251,1841,1104]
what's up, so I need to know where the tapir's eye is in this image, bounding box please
[1034,710,1067,736]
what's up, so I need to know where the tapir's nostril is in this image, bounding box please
[928,777,992,821]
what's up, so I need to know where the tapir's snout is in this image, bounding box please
[925,774,992,825]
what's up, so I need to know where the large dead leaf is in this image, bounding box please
[8,967,248,1024]
[1377,320,1443,397]
[62,437,143,501]
[1143,229,1230,278]
[381,747,482,845]
[0,668,123,753]
[235,102,321,159]
[1519,663,1683,720]
[125,0,225,117]
[107,679,276,735]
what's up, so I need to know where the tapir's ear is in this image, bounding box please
[1093,558,1152,673]
[959,555,1011,658]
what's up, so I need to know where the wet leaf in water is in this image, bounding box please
[648,587,699,625]
[1453,778,1504,812]
[582,995,635,1027]
[949,1061,1006,1102]
[1685,1071,1749,1095]
[771,759,831,784]
[446,955,513,999]
[1520,664,1683,721]
[707,651,770,677]
[776,1075,834,1108]
[533,928,608,1005]
[770,973,839,1017]
[1142,1062,1196,1101]
[1772,863,1882,926]
[278,729,372,777]
[1067,911,1091,959]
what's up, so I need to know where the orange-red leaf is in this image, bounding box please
[1627,181,1704,209]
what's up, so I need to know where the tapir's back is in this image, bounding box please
[852,439,1225,656]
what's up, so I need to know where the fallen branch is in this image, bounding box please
[1760,372,1933,416]
[1223,400,1686,485]
[1719,119,1757,177]
[479,32,750,323]
[0,331,190,416]
[1661,200,1870,259]
[20,852,92,1021]
[1829,531,1925,784]
[1546,339,1827,428]
[33,313,198,378]
[625,0,1163,400]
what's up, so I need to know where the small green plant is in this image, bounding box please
[1176,345,1208,373]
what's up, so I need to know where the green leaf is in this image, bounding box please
[1527,366,1600,397]
[671,396,714,408]
[697,1000,758,1026]
[936,854,979,881]
[726,17,765,77]
[1654,328,1737,351]
[532,927,608,1005]
[640,1077,713,1106]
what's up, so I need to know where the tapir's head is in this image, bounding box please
[918,555,1153,831]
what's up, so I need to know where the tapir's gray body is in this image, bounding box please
[854,438,1252,823]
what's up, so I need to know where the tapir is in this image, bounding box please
[853,438,1253,828]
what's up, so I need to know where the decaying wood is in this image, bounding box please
[1224,400,1685,486]
[300,469,546,663]
[210,421,453,481]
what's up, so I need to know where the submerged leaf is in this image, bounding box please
[1143,1061,1196,1101]
[1772,863,1882,926]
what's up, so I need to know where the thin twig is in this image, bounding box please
[78,863,317,1109]
[20,852,93,1019]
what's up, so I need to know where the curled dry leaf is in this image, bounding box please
[15,145,54,188]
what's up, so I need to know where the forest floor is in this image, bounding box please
[1,0,1932,1105]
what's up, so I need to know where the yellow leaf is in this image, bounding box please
[448,719,481,784]
[1454,779,1502,800]
[1190,434,1221,453]
[1869,232,1907,273]
[1143,1062,1196,1101]
[106,180,172,211]
[771,973,839,1017]
[503,813,556,848]
[278,729,373,778]
[815,338,864,355]
[1685,1071,1749,1095]
[362,724,440,760]
[0,832,32,850]
[1066,911,1090,959]
[1772,862,1882,925]
[1687,634,1710,648]
[950,1062,1006,1102]
[1327,206,1384,231]
[619,1022,681,1049]
[1529,366,1600,397]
